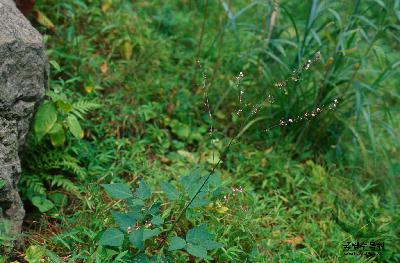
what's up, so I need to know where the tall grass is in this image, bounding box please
[195,0,399,179]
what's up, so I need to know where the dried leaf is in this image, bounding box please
[33,10,55,32]
[100,63,108,74]
[284,235,303,245]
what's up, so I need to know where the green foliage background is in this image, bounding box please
[1,0,399,262]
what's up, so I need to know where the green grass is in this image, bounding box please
[1,0,399,262]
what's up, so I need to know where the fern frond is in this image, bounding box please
[20,175,46,195]
[38,151,87,180]
[43,174,79,193]
[72,100,101,118]
[61,160,87,180]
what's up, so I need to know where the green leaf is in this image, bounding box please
[185,224,223,252]
[143,228,160,241]
[48,123,65,147]
[31,195,55,213]
[160,181,180,201]
[186,224,213,246]
[101,183,133,199]
[49,60,61,71]
[150,215,164,226]
[55,100,73,113]
[48,193,68,207]
[129,228,144,249]
[208,173,222,187]
[34,102,58,141]
[202,240,224,250]
[99,228,124,247]
[180,170,207,198]
[168,236,186,251]
[111,211,140,231]
[189,195,210,208]
[147,201,161,216]
[67,114,83,139]
[24,245,46,263]
[169,120,190,139]
[135,179,151,200]
[186,244,211,260]
[129,198,145,206]
[127,198,145,214]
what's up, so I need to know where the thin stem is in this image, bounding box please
[158,52,330,251]
[191,0,209,87]
[158,97,338,252]
[157,136,235,250]
[195,0,209,61]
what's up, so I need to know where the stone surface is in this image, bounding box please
[0,0,47,236]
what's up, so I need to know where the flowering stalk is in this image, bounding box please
[159,51,337,251]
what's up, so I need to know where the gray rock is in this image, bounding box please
[0,0,47,236]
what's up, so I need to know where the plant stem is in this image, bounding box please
[157,136,235,249]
